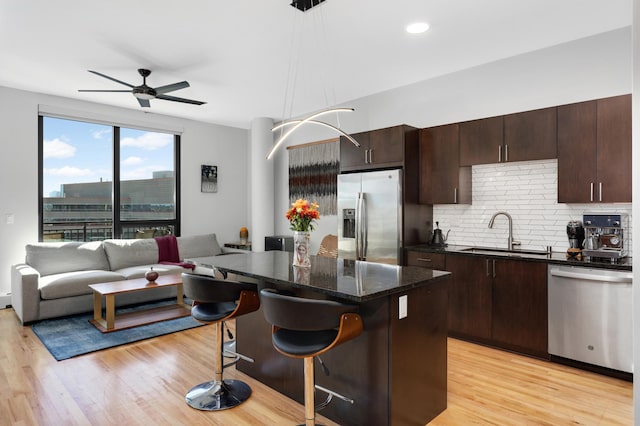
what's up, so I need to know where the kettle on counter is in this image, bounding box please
[431,221,450,246]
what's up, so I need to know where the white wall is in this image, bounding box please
[273,27,632,254]
[0,86,249,296]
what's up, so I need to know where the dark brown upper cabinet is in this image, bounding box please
[419,124,471,205]
[459,107,557,165]
[339,131,370,171]
[503,106,557,163]
[557,94,631,203]
[459,116,504,166]
[340,125,410,172]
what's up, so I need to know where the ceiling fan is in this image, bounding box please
[78,68,206,108]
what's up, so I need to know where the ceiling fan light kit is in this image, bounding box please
[79,68,206,108]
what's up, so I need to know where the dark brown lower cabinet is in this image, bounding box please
[405,250,446,270]
[445,254,548,358]
[491,259,548,358]
[446,255,492,341]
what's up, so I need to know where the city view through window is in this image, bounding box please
[41,116,178,241]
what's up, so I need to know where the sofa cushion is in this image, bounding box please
[103,239,159,271]
[26,241,111,277]
[177,233,222,259]
[39,270,126,300]
[115,263,187,280]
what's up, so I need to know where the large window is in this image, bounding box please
[39,116,180,241]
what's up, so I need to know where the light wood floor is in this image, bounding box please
[0,307,632,425]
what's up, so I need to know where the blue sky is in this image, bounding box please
[42,117,174,196]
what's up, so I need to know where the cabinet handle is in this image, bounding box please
[492,259,496,278]
[368,149,373,164]
[454,188,457,204]
[416,258,432,262]
[590,182,594,202]
[498,145,502,162]
[504,144,509,162]
[599,182,603,202]
[486,259,490,277]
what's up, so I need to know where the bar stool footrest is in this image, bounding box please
[314,384,354,412]
[185,379,251,411]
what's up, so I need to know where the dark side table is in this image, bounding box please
[224,242,252,251]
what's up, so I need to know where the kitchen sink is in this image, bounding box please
[460,247,550,258]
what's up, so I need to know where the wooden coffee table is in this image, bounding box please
[89,273,190,333]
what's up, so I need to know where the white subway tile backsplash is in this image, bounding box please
[434,159,632,256]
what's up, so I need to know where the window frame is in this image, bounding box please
[38,115,181,241]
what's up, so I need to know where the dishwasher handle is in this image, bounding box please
[549,268,632,283]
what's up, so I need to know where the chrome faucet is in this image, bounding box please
[488,211,521,251]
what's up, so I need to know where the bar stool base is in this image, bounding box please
[185,379,251,411]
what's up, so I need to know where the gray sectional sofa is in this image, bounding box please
[11,233,235,324]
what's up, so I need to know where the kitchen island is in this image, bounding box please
[196,251,451,426]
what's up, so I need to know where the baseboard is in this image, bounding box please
[0,293,11,309]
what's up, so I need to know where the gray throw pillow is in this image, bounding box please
[177,234,222,259]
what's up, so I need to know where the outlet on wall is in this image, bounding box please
[399,295,408,319]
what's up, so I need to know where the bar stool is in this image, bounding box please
[260,288,363,426]
[182,272,260,411]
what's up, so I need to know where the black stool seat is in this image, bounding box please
[260,288,363,426]
[191,301,238,322]
[272,329,338,356]
[182,272,260,412]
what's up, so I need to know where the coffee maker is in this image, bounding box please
[582,213,628,262]
[566,220,585,259]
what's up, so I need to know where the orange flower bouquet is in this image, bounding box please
[285,199,320,232]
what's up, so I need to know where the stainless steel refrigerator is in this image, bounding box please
[337,169,402,264]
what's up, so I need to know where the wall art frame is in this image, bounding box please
[201,164,218,193]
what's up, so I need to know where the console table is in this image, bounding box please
[197,251,450,426]
[223,242,252,251]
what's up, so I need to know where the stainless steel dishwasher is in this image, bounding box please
[548,265,633,373]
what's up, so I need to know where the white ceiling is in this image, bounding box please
[0,0,631,129]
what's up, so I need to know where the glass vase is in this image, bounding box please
[293,231,311,267]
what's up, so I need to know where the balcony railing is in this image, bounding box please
[42,222,175,242]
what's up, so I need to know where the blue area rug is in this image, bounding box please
[31,299,202,361]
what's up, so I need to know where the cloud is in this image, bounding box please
[44,138,76,159]
[122,156,144,166]
[45,166,93,178]
[121,132,172,150]
[121,165,163,180]
[92,129,112,140]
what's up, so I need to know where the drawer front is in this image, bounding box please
[406,251,446,270]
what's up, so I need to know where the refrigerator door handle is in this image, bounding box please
[356,192,366,260]
[361,193,368,260]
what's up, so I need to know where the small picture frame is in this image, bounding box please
[201,165,218,193]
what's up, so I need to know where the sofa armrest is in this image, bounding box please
[11,264,41,325]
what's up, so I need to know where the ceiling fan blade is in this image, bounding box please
[156,94,206,105]
[137,98,151,108]
[78,89,132,92]
[154,81,190,95]
[88,70,135,88]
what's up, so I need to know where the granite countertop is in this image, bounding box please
[194,251,451,303]
[406,244,632,271]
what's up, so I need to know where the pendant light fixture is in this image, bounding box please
[267,0,359,160]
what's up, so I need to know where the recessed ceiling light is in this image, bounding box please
[406,22,430,34]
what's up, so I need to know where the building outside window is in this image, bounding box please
[40,116,180,241]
